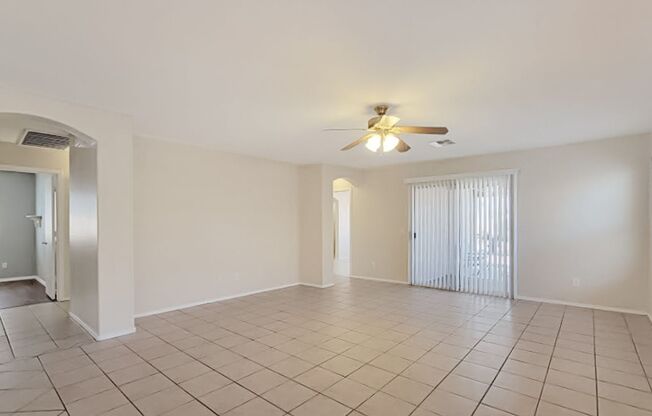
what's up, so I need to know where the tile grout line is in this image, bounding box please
[120,329,299,416]
[531,305,566,415]
[470,301,545,416]
[35,354,74,415]
[65,347,146,416]
[622,313,652,404]
[394,298,522,416]
[0,312,16,360]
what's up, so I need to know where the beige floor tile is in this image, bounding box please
[120,373,174,401]
[401,362,448,386]
[483,385,538,416]
[536,401,588,416]
[370,353,412,374]
[502,358,548,381]
[599,397,652,416]
[294,347,337,365]
[320,355,364,376]
[57,374,114,404]
[475,404,515,415]
[541,383,596,415]
[65,388,128,416]
[199,383,256,414]
[290,394,351,416]
[294,366,343,391]
[598,380,652,411]
[494,371,543,398]
[357,391,415,416]
[598,367,651,391]
[421,389,478,416]
[163,360,211,383]
[324,377,376,409]
[262,379,316,411]
[225,397,285,416]
[108,362,158,386]
[545,368,596,395]
[348,364,395,389]
[179,370,231,396]
[269,356,314,378]
[381,375,433,404]
[453,361,499,384]
[134,385,194,415]
[439,374,489,401]
[239,368,288,394]
[160,400,214,416]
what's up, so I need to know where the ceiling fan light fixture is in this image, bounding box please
[383,133,399,152]
[365,134,381,152]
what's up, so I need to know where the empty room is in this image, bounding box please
[1,1,652,415]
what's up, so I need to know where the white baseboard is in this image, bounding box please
[516,295,647,316]
[69,312,100,340]
[69,312,135,341]
[96,327,136,341]
[134,282,302,318]
[0,275,39,283]
[34,276,46,287]
[349,274,409,285]
[299,282,335,289]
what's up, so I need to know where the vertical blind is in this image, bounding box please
[409,173,515,298]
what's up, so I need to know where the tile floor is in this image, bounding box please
[1,277,652,415]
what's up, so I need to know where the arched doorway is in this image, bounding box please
[0,113,100,336]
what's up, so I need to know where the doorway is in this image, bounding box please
[333,178,352,277]
[409,171,516,298]
[0,168,57,307]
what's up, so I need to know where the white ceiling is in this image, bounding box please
[1,1,651,167]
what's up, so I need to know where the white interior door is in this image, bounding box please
[333,189,351,276]
[35,173,56,299]
[410,173,515,298]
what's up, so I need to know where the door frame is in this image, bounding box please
[0,164,62,300]
[405,169,519,298]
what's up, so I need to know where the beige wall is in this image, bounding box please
[350,134,651,312]
[133,137,300,315]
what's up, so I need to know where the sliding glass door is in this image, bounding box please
[409,172,515,298]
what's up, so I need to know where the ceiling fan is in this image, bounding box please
[326,105,453,153]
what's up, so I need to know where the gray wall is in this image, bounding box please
[0,171,36,278]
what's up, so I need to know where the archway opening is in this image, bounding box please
[0,112,100,347]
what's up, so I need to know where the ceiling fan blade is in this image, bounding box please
[396,138,411,153]
[323,128,368,131]
[395,126,449,135]
[368,115,400,129]
[340,133,374,151]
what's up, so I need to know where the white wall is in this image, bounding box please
[133,137,300,315]
[350,134,651,312]
[0,171,35,278]
[69,146,99,331]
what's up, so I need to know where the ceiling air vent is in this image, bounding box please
[20,131,71,150]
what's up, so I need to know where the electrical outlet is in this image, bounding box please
[572,278,580,287]
[371,261,376,270]
[1,262,6,269]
